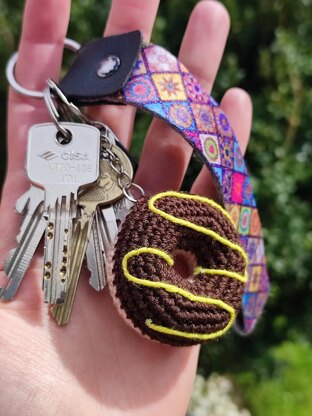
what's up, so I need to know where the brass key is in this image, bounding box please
[51,145,133,324]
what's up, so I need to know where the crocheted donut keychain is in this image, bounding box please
[111,191,247,346]
[58,31,270,346]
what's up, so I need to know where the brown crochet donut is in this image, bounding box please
[111,191,247,347]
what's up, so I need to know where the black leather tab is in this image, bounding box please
[59,31,142,105]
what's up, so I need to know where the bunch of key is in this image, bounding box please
[0,82,137,325]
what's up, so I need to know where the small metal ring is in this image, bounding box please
[47,79,85,120]
[6,38,81,98]
[110,159,124,175]
[122,183,145,203]
[43,87,61,122]
[43,87,71,140]
[117,169,132,184]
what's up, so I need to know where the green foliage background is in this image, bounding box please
[0,1,311,414]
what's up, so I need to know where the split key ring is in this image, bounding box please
[6,38,81,99]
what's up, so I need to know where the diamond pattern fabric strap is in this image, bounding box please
[113,44,269,334]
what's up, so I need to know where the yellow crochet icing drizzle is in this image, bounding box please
[194,267,248,284]
[148,191,248,266]
[122,248,236,340]
[121,191,248,341]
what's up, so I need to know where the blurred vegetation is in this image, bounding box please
[237,340,312,416]
[0,0,311,414]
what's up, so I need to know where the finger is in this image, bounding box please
[191,87,253,197]
[7,0,71,169]
[88,0,160,147]
[220,88,252,155]
[1,0,71,259]
[135,0,231,195]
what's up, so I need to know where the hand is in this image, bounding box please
[0,1,252,415]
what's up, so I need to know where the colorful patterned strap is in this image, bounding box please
[111,44,269,334]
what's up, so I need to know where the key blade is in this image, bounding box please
[1,202,46,301]
[87,198,133,292]
[87,209,107,291]
[100,206,118,252]
[113,197,134,224]
[15,190,31,215]
[15,186,46,244]
[51,216,92,325]
[15,186,45,215]
[43,196,75,304]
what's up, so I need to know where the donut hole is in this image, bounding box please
[173,249,198,281]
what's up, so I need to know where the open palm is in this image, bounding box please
[0,1,252,415]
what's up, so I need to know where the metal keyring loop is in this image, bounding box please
[122,183,145,203]
[6,38,81,98]
[46,79,90,123]
[43,87,71,140]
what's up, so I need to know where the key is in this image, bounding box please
[52,145,133,324]
[86,208,107,291]
[86,197,134,292]
[99,205,118,258]
[113,195,135,225]
[85,127,117,291]
[95,196,135,287]
[86,205,119,291]
[14,186,41,215]
[0,186,46,301]
[100,192,135,254]
[27,122,100,304]
[86,149,135,291]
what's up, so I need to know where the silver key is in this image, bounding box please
[26,122,100,304]
[86,208,107,291]
[86,198,134,292]
[113,195,134,225]
[99,205,118,260]
[14,186,39,215]
[86,147,134,291]
[97,197,134,288]
[87,205,119,292]
[0,186,46,301]
[85,129,117,291]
